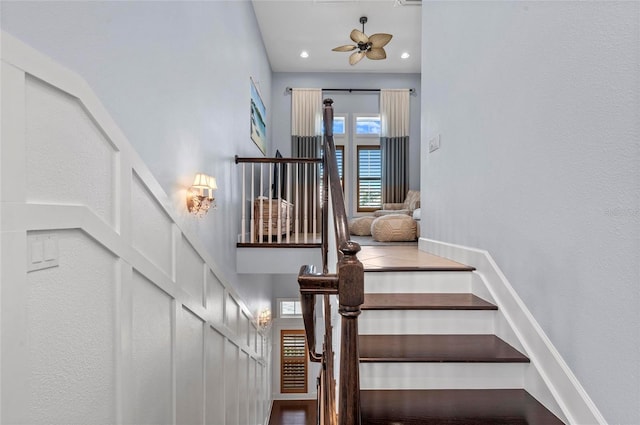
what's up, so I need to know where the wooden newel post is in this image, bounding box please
[337,240,364,425]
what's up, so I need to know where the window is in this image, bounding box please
[279,299,302,317]
[333,116,346,135]
[357,146,381,211]
[280,329,307,393]
[321,115,346,135]
[355,115,381,135]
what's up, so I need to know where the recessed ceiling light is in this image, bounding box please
[300,51,309,58]
[401,52,410,59]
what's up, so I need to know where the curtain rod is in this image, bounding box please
[286,87,415,95]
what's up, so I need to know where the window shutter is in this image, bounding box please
[357,146,382,211]
[280,330,307,393]
[336,146,344,189]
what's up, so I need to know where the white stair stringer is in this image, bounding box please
[359,309,496,335]
[360,362,528,390]
[417,238,602,424]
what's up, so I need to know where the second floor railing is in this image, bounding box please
[234,155,322,245]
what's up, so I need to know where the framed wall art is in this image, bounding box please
[250,77,267,155]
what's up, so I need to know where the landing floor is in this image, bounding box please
[358,245,473,271]
[268,400,317,425]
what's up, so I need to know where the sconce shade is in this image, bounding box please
[187,173,217,217]
[192,173,210,189]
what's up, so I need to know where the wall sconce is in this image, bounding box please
[186,173,217,217]
[257,308,272,330]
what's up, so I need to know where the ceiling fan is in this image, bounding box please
[332,16,393,66]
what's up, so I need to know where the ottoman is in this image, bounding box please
[349,216,375,236]
[371,214,417,242]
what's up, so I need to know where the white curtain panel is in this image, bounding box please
[291,88,323,137]
[291,88,323,233]
[380,89,410,138]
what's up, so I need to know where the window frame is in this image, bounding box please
[333,114,349,202]
[278,298,303,318]
[350,113,381,215]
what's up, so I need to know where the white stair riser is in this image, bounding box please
[364,271,473,294]
[359,310,496,335]
[360,362,527,390]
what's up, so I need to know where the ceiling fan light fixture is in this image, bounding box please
[300,50,309,58]
[332,16,393,65]
[401,52,410,59]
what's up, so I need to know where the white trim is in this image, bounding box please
[263,400,274,425]
[419,237,607,425]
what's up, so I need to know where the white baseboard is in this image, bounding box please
[419,238,606,425]
[263,400,274,425]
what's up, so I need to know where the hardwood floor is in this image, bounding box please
[268,400,317,425]
[358,245,474,271]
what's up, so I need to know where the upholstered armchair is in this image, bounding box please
[373,189,420,217]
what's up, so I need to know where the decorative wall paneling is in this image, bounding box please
[1,32,271,425]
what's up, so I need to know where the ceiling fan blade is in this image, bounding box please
[349,51,366,65]
[332,45,357,52]
[369,33,393,48]
[350,29,369,44]
[366,48,387,60]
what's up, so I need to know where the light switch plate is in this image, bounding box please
[27,233,59,272]
[429,134,441,153]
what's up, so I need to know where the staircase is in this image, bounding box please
[357,267,565,425]
[297,101,568,425]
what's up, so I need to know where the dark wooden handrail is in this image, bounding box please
[321,102,351,252]
[298,99,364,425]
[235,155,321,164]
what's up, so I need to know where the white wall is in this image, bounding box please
[421,2,639,424]
[271,72,422,215]
[1,8,274,425]
[0,0,274,314]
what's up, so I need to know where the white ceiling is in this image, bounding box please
[251,0,421,73]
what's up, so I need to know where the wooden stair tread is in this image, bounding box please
[362,293,497,310]
[359,334,529,363]
[360,389,564,425]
